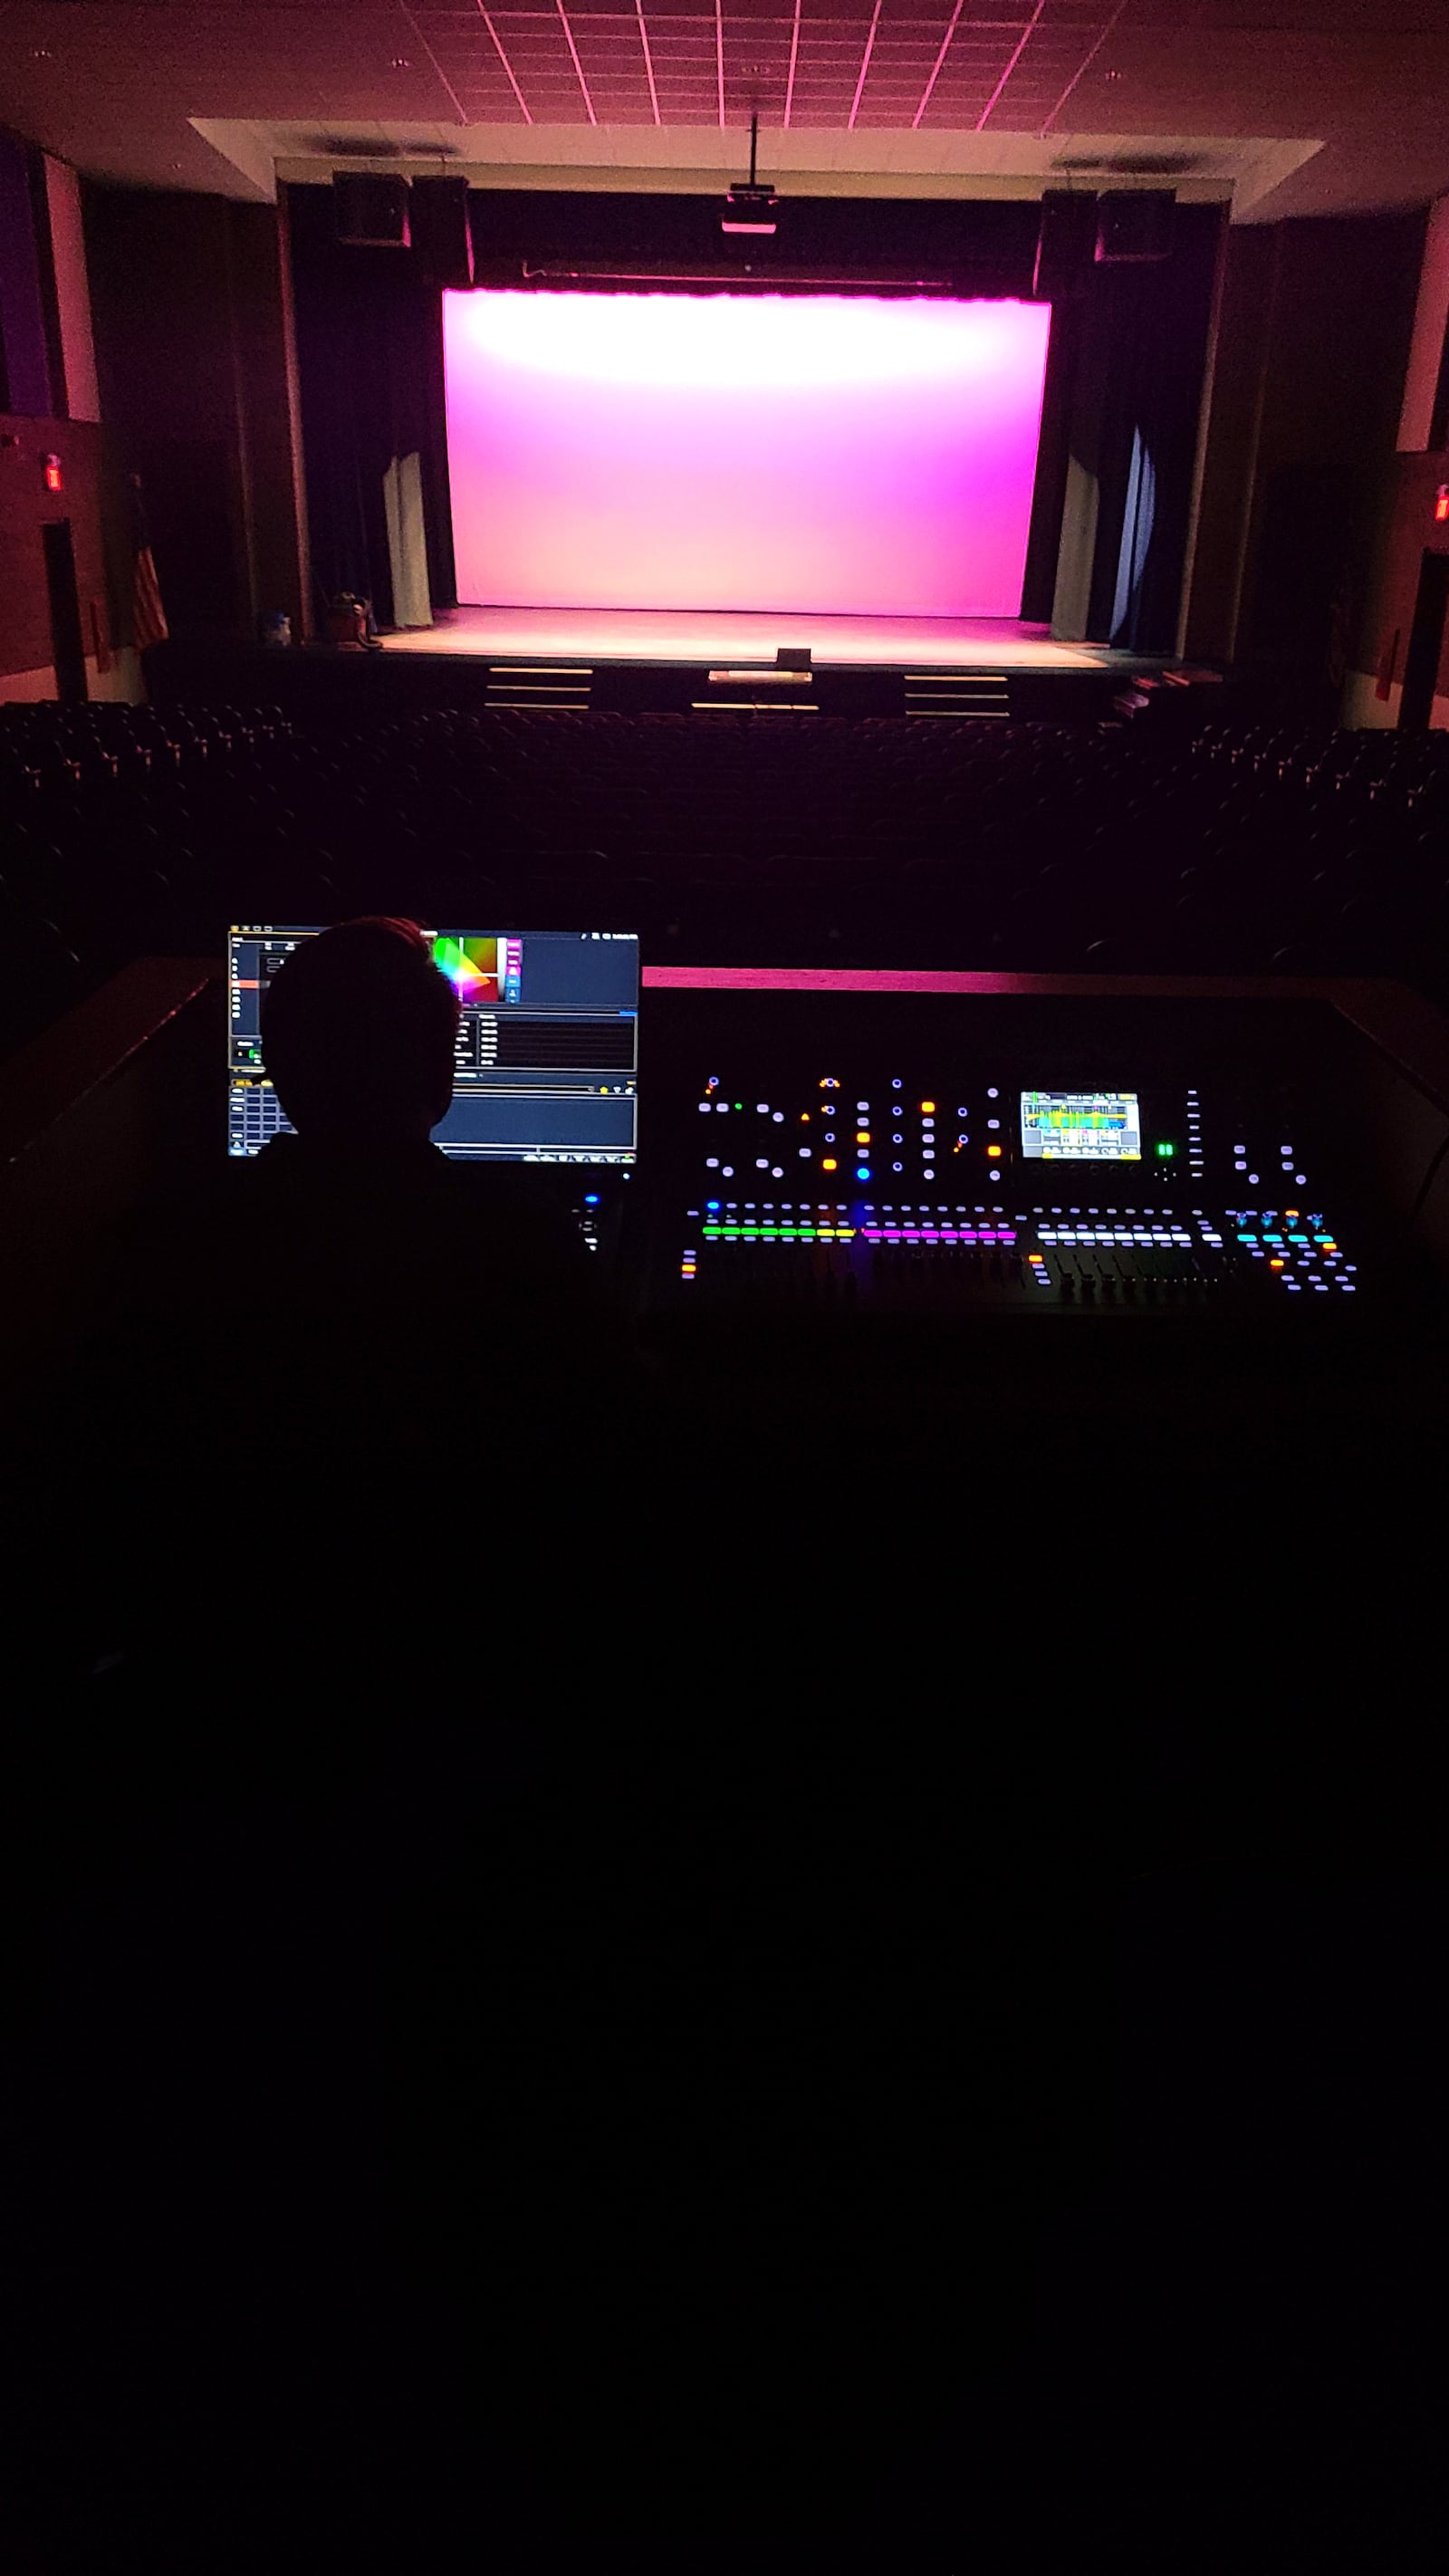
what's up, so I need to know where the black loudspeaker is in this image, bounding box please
[1032,190,1099,299]
[411,177,475,289]
[1094,190,1176,264]
[332,172,411,248]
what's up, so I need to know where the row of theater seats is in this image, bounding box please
[0,702,296,1049]
[5,700,1449,1056]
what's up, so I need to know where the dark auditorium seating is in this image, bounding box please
[6,700,1449,1058]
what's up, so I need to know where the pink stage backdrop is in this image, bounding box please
[443,292,1051,619]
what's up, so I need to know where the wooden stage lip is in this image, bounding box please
[385,603,1134,673]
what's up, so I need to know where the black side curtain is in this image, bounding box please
[286,182,456,630]
[1085,216,1222,654]
[1052,206,1223,655]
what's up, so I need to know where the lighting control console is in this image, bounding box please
[636,987,1388,1321]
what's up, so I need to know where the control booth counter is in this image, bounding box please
[215,939,1449,1462]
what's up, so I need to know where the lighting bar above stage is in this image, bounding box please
[517,266,953,295]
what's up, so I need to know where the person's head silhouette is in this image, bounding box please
[260,918,460,1149]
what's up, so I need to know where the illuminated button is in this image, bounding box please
[799,1147,811,1158]
[856,1130,870,1144]
[856,1166,871,1181]
[920,1101,936,1114]
[986,1146,1003,1158]
[821,1158,838,1172]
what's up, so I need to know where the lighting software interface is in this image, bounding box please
[227,928,638,1163]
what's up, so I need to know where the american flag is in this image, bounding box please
[130,473,168,653]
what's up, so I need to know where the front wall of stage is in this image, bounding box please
[442,291,1051,620]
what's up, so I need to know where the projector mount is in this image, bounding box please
[722,116,779,236]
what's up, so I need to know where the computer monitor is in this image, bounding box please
[226,926,638,1163]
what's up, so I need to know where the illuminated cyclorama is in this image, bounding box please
[443,291,1052,622]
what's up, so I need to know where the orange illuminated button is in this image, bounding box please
[821,1158,838,1171]
[986,1145,1003,1158]
[1270,1257,1284,1268]
[920,1100,936,1113]
[856,1130,870,1144]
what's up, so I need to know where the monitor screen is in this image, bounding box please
[1020,1090,1142,1162]
[227,927,638,1163]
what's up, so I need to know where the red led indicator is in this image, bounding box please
[1435,485,1449,524]
[43,455,62,493]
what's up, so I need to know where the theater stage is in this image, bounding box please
[163,605,1185,725]
[370,603,1167,719]
[387,604,1121,673]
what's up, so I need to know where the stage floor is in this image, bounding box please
[387,605,1118,672]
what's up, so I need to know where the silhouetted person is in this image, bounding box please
[261,911,463,1151]
[239,915,598,1329]
[37,918,618,1686]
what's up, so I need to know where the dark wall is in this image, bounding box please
[1351,454,1449,717]
[0,414,108,682]
[83,188,308,645]
[0,130,56,419]
[1184,212,1425,702]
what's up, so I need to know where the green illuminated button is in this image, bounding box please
[1155,1142,1176,1158]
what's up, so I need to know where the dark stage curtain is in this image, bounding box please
[1047,206,1223,657]
[286,184,456,632]
[1086,216,1223,656]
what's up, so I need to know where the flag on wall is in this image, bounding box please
[130,472,168,652]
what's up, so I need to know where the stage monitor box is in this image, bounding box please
[333,172,411,249]
[1033,192,1099,300]
[412,177,475,290]
[1095,191,1176,265]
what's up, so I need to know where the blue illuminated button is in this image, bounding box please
[856,1166,871,1182]
[584,1193,600,1205]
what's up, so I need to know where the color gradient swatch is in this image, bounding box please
[433,934,500,1004]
